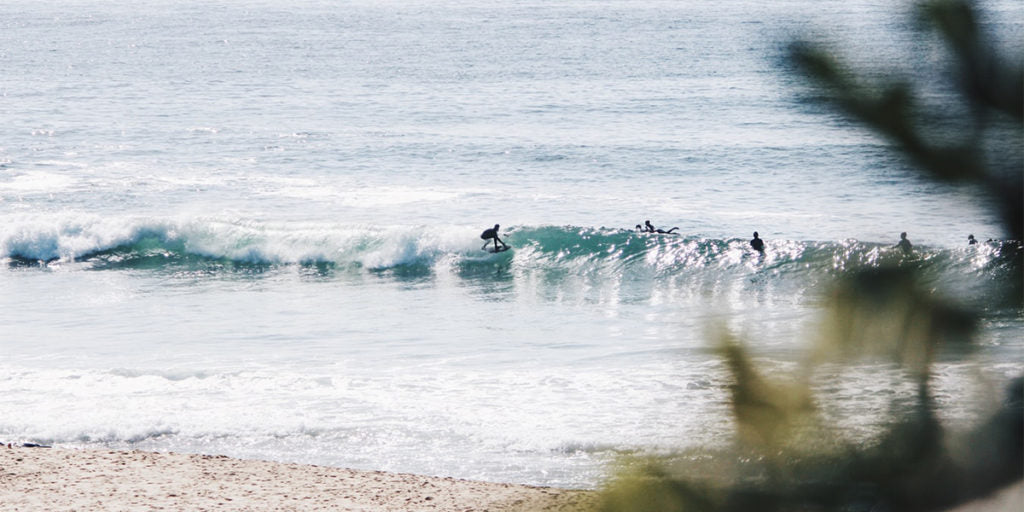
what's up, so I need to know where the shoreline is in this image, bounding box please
[0,445,595,511]
[3,444,1020,512]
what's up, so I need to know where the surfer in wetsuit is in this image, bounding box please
[643,220,679,234]
[750,231,765,252]
[896,232,913,254]
[480,224,508,251]
[968,234,978,245]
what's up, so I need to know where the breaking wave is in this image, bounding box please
[1,215,1019,303]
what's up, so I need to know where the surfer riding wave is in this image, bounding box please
[481,224,509,252]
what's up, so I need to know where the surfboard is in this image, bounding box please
[486,246,511,253]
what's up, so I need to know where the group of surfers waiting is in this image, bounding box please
[637,222,989,254]
[895,231,988,254]
[480,221,988,255]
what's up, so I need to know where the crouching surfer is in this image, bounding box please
[481,224,509,252]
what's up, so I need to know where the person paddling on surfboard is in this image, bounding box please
[642,220,679,234]
[481,224,509,252]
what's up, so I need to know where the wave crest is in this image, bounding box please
[2,216,1019,293]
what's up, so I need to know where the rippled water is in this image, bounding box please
[1,0,1021,489]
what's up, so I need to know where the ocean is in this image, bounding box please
[1,0,1021,489]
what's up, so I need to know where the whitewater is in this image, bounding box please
[2,0,1022,489]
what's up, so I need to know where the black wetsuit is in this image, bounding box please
[481,225,507,250]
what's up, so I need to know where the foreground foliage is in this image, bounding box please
[592,2,1023,511]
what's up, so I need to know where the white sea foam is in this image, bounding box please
[0,171,77,193]
[0,214,157,261]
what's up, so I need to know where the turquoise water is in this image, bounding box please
[1,0,1021,489]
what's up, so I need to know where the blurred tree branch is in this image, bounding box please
[791,0,1022,242]
[592,2,1023,511]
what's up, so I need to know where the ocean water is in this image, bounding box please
[1,0,1021,489]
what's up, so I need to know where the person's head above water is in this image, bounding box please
[753,232,759,238]
[900,232,908,239]
[494,224,499,230]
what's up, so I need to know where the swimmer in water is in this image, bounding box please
[896,232,913,254]
[750,231,765,252]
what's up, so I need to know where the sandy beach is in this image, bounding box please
[0,445,594,511]
[3,444,1021,511]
